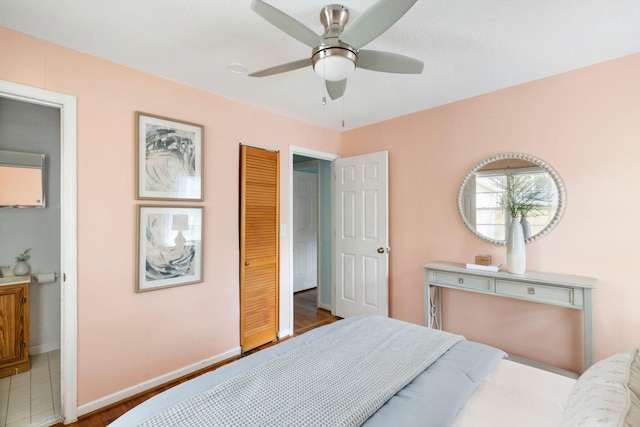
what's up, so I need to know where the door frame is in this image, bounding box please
[287,146,339,335]
[0,80,78,423]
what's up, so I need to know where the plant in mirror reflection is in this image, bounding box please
[501,173,551,218]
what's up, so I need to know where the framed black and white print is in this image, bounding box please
[136,112,203,201]
[136,205,204,292]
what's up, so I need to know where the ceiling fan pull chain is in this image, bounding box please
[322,76,327,105]
[322,59,327,105]
[341,89,345,127]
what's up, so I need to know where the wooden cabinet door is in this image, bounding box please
[0,283,28,367]
[240,145,279,352]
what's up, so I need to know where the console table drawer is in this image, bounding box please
[434,271,492,292]
[496,280,575,307]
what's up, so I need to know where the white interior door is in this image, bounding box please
[334,151,389,318]
[293,170,318,292]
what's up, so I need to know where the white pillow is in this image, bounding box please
[560,348,640,427]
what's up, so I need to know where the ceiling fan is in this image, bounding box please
[248,0,424,101]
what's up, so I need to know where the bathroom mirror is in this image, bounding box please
[0,150,46,208]
[457,153,565,245]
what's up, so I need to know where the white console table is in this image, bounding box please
[423,261,596,371]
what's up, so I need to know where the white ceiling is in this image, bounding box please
[1,0,639,131]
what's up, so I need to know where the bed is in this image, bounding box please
[110,316,639,426]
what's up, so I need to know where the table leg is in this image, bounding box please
[434,286,442,330]
[584,289,594,369]
[424,282,432,327]
[424,283,442,330]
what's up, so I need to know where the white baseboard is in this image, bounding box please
[31,414,62,427]
[293,285,317,293]
[77,346,241,417]
[318,302,331,311]
[30,342,61,355]
[278,328,293,339]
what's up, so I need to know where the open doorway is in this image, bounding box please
[0,80,78,425]
[288,148,390,331]
[292,157,319,295]
[0,96,62,426]
[289,147,339,335]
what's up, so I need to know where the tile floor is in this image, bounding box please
[0,351,61,427]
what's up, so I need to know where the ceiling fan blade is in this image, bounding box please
[248,58,312,77]
[326,79,347,100]
[339,0,417,49]
[357,50,424,74]
[251,0,325,48]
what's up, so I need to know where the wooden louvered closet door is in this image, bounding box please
[239,145,280,352]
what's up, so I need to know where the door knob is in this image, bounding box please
[377,247,390,254]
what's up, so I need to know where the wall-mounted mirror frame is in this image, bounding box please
[0,150,46,208]
[457,153,566,245]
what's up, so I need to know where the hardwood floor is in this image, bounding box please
[58,288,339,426]
[293,288,340,334]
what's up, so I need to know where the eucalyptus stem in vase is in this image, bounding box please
[13,248,32,276]
[500,174,550,274]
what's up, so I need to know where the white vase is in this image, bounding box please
[13,261,30,276]
[520,215,531,240]
[507,216,526,274]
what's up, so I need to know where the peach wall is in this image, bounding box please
[2,22,639,408]
[341,53,640,373]
[0,28,340,405]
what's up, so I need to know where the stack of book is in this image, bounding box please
[465,263,502,272]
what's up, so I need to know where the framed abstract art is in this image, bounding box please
[136,112,203,201]
[136,205,203,292]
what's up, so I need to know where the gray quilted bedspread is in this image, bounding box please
[140,315,463,426]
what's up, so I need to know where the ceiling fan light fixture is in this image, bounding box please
[312,47,357,81]
[250,0,424,100]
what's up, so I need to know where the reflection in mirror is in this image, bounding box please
[458,153,565,245]
[0,150,46,208]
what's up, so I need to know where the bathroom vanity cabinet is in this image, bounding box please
[0,276,30,378]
